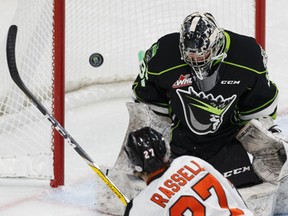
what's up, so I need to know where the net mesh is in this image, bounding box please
[0,0,257,180]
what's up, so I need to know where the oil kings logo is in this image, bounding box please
[176,86,237,135]
[172,74,193,88]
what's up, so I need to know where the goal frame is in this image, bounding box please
[51,0,266,188]
[255,0,266,49]
[51,0,65,187]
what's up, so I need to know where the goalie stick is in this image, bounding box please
[6,25,129,206]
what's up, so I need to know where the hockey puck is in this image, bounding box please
[89,53,104,67]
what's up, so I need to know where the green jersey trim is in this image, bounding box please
[222,61,267,75]
[240,83,278,115]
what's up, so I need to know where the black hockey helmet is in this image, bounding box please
[124,127,167,173]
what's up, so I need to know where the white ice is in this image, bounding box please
[0,0,288,215]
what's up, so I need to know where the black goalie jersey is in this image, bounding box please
[132,31,278,157]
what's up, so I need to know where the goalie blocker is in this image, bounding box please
[236,116,287,183]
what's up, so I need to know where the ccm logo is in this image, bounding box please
[221,80,240,84]
[223,166,251,178]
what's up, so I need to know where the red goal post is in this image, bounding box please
[0,0,266,188]
[255,0,266,49]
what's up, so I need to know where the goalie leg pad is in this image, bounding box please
[275,159,288,214]
[239,182,278,216]
[95,102,171,215]
[95,167,146,215]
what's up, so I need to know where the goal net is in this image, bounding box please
[0,0,265,187]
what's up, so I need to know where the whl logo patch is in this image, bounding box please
[172,74,193,88]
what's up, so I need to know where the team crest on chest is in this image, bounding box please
[176,86,237,135]
[172,74,193,88]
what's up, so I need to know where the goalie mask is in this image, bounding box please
[125,127,167,173]
[179,12,226,80]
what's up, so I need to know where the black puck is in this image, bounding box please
[89,53,104,67]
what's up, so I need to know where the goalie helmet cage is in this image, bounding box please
[0,0,265,188]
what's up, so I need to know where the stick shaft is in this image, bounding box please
[6,25,129,206]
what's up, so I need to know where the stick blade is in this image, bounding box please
[6,25,20,82]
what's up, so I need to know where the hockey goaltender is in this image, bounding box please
[95,12,288,216]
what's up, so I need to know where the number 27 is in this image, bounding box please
[169,173,244,216]
[143,148,155,159]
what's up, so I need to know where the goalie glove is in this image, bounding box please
[236,117,287,183]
